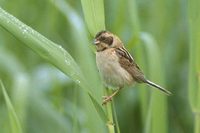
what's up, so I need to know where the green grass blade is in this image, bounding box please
[126,0,149,127]
[188,0,200,132]
[188,0,200,112]
[112,102,120,133]
[89,94,109,122]
[140,32,168,133]
[81,0,105,36]
[195,115,200,133]
[0,49,29,131]
[127,0,141,49]
[80,1,117,132]
[0,80,23,133]
[0,7,108,123]
[0,7,81,88]
[50,1,107,131]
[51,0,103,102]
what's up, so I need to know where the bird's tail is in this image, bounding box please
[145,80,172,95]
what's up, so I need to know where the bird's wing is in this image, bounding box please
[115,47,146,83]
[115,47,172,95]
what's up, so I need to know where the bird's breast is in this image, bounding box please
[96,49,133,88]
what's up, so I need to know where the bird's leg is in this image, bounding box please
[102,88,121,105]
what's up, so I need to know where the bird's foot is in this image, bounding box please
[102,89,121,105]
[102,96,112,105]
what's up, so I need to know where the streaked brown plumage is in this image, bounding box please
[94,30,171,105]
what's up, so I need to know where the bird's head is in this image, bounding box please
[94,30,123,51]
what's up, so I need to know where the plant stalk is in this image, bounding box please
[195,113,200,133]
[105,89,115,133]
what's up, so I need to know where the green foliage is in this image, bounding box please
[188,0,200,132]
[0,5,110,131]
[140,33,168,133]
[0,0,195,133]
[81,0,105,36]
[0,80,22,133]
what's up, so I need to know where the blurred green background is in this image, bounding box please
[0,0,198,133]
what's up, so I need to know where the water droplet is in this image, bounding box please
[30,29,35,34]
[22,28,27,34]
[65,59,70,65]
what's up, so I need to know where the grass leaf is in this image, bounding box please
[188,0,200,132]
[0,7,108,123]
[140,32,168,133]
[81,0,105,36]
[0,80,23,133]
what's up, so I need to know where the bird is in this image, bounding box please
[93,30,172,105]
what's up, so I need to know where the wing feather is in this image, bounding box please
[115,47,146,83]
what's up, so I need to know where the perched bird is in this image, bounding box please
[93,30,171,105]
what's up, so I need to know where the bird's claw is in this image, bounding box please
[102,96,112,105]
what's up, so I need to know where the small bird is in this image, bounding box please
[93,30,171,105]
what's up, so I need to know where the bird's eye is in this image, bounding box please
[100,36,106,41]
[104,37,113,45]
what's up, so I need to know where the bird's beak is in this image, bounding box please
[93,39,100,45]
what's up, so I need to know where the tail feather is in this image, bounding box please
[145,80,172,95]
